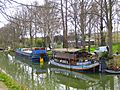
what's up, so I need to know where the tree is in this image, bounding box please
[80,0,86,49]
[100,0,106,46]
[69,0,79,48]
[60,0,68,48]
[104,0,113,56]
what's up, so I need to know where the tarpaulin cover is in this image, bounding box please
[32,50,46,54]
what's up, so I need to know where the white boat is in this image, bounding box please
[15,48,32,57]
[105,69,120,74]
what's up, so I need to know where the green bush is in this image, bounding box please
[35,39,44,47]
[116,44,120,54]
[101,52,109,58]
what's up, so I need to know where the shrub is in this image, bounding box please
[35,39,44,47]
[116,44,120,54]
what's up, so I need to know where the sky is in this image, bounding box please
[15,0,44,5]
[0,0,44,28]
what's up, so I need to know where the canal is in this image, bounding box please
[0,52,119,90]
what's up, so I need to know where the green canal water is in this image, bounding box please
[0,52,119,90]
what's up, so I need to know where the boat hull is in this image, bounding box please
[15,49,48,62]
[105,69,120,74]
[49,60,99,72]
[15,50,31,58]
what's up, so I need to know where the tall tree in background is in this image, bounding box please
[104,0,113,56]
[45,0,61,48]
[32,1,39,45]
[0,0,119,53]
[61,0,68,48]
[27,5,34,49]
[71,0,78,48]
[100,0,106,46]
[80,0,86,49]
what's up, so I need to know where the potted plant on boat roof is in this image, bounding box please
[107,55,120,71]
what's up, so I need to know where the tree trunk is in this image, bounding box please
[74,2,78,48]
[105,0,113,56]
[34,15,37,46]
[88,22,91,52]
[80,0,86,49]
[29,22,33,50]
[108,0,113,56]
[65,0,68,48]
[61,0,68,48]
[100,0,105,46]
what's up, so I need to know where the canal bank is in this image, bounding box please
[0,81,8,90]
[0,72,28,90]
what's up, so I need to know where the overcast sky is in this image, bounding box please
[0,0,44,28]
[15,0,44,5]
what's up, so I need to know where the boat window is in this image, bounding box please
[60,60,68,64]
[54,59,59,62]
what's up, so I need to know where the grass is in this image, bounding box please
[112,43,120,54]
[47,50,53,58]
[0,72,28,90]
[88,43,120,54]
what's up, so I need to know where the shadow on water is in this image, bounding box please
[0,52,120,90]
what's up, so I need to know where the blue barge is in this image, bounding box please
[15,48,48,63]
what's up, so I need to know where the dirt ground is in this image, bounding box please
[0,81,8,90]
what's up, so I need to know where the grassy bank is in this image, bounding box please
[87,43,120,54]
[47,43,120,54]
[0,72,27,90]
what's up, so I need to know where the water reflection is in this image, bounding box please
[49,68,100,89]
[0,53,120,90]
[0,53,47,90]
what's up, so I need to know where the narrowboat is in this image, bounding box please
[49,48,99,72]
[15,48,48,62]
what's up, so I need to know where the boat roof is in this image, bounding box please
[54,52,76,60]
[52,48,80,53]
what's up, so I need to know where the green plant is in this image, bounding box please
[0,73,28,90]
[107,55,120,70]
[47,51,53,58]
[101,52,109,58]
[35,39,44,47]
[116,44,120,54]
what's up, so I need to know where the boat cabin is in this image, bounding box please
[52,48,98,65]
[52,48,80,65]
